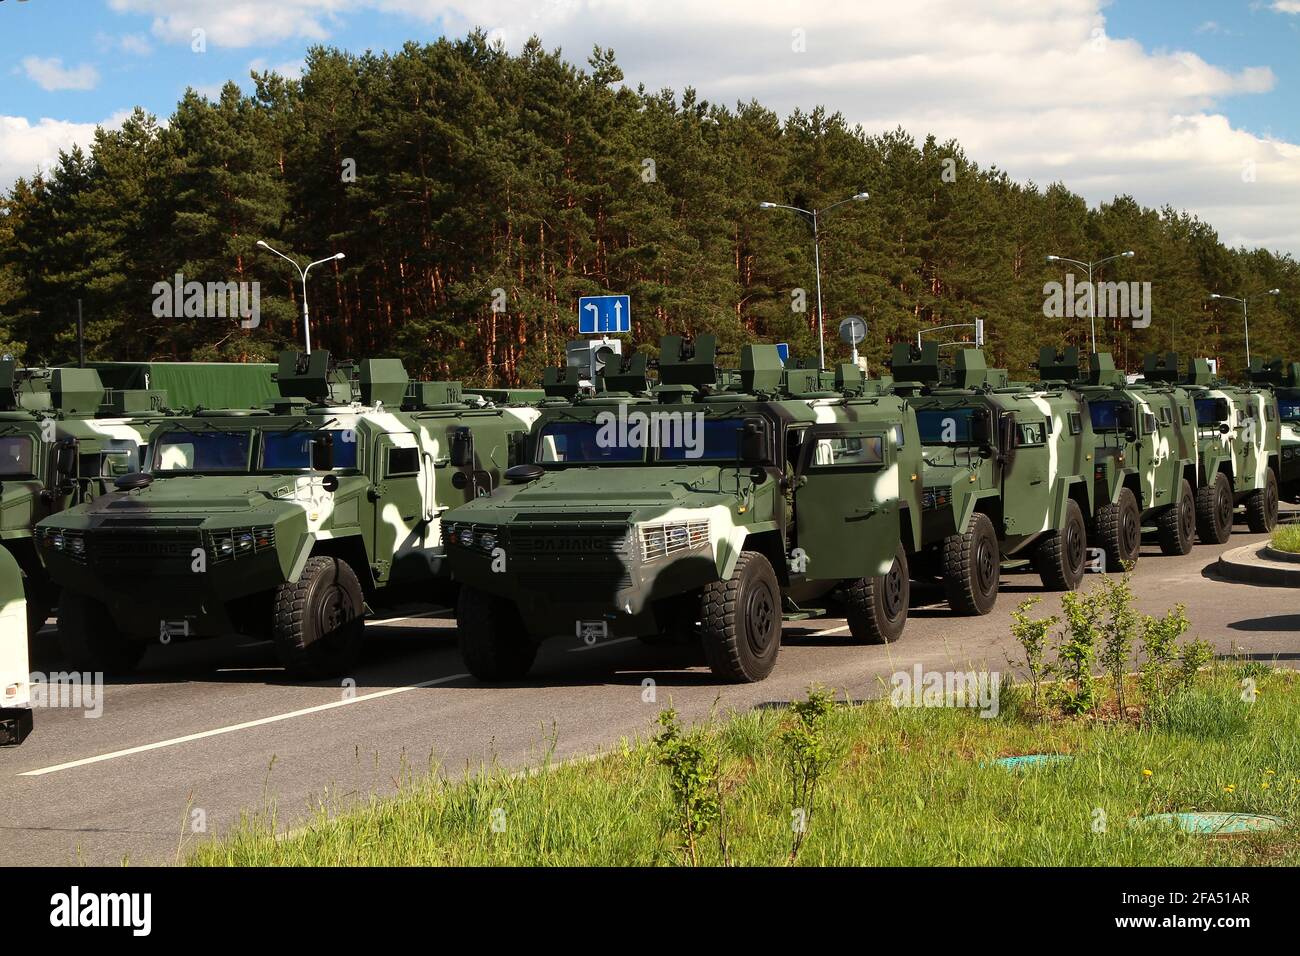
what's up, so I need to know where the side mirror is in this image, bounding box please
[997,413,1018,467]
[54,440,77,480]
[740,420,768,463]
[311,433,335,471]
[321,474,340,493]
[1124,430,1138,444]
[450,427,475,468]
[1219,422,1231,435]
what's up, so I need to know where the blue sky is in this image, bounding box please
[2,1,1299,252]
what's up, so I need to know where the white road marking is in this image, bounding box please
[18,673,470,777]
[817,624,852,635]
[366,609,451,626]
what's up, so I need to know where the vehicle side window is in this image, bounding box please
[1266,405,1276,422]
[1068,412,1082,435]
[1159,407,1172,425]
[1018,421,1047,446]
[386,446,420,476]
[809,434,884,467]
[1143,412,1158,434]
[1180,406,1191,426]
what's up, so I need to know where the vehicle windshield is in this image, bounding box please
[916,407,981,445]
[152,429,253,473]
[262,429,359,470]
[535,421,645,464]
[0,434,36,478]
[1195,398,1228,427]
[1278,396,1300,422]
[1088,400,1130,431]
[658,419,748,462]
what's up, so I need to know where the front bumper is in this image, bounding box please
[445,517,720,637]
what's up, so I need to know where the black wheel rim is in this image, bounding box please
[316,583,353,644]
[746,582,777,655]
[1216,483,1232,531]
[1066,518,1086,572]
[882,559,905,620]
[1121,506,1140,557]
[975,537,997,594]
[1180,495,1195,542]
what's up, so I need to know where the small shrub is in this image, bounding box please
[778,685,838,864]
[654,707,721,865]
[1048,589,1099,715]
[1098,576,1139,715]
[1139,604,1189,716]
[1010,597,1056,712]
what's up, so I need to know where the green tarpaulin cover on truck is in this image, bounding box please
[84,362,278,411]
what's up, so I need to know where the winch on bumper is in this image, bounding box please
[444,514,718,637]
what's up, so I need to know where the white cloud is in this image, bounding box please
[21,57,101,92]
[0,113,131,188]
[248,58,306,81]
[1273,2,1300,14]
[107,0,348,48]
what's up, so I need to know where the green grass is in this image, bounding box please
[188,670,1300,866]
[1270,524,1300,554]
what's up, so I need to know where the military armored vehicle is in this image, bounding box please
[37,351,538,677]
[889,343,1096,614]
[0,547,33,746]
[1168,358,1281,541]
[444,336,922,684]
[1243,359,1300,505]
[0,361,175,636]
[1039,349,1198,568]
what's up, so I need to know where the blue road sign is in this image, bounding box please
[578,295,631,334]
[775,343,790,364]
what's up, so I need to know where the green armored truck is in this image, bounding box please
[1164,358,1281,541]
[890,343,1096,614]
[1041,349,1198,568]
[0,361,174,636]
[37,351,538,677]
[1243,359,1300,505]
[444,336,922,684]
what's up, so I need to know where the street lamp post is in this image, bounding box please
[759,192,869,370]
[256,240,346,354]
[1208,289,1280,369]
[1045,250,1135,354]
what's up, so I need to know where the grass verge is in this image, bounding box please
[189,667,1300,866]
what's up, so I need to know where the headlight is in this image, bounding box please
[480,532,498,552]
[458,527,475,549]
[50,532,65,551]
[69,537,85,556]
[639,519,709,561]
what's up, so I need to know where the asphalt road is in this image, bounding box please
[3,521,1299,866]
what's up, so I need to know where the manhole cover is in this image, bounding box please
[991,754,1073,770]
[1136,812,1287,835]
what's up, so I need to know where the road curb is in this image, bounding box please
[1217,543,1300,587]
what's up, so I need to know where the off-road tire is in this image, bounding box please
[457,585,537,682]
[1037,498,1088,591]
[1156,479,1196,556]
[1195,471,1233,544]
[844,544,909,644]
[1244,469,1279,533]
[57,589,145,673]
[699,551,781,683]
[272,556,366,678]
[940,512,1000,615]
[1095,487,1141,571]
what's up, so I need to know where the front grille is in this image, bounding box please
[922,486,951,511]
[87,529,201,564]
[509,524,633,596]
[206,526,277,565]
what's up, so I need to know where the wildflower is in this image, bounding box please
[1262,782,1271,790]
[1142,769,1153,777]
[1223,785,1235,793]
